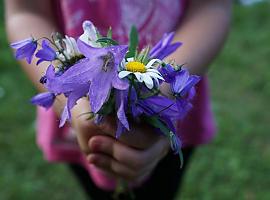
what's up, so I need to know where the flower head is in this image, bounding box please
[150,32,182,60]
[36,40,57,65]
[119,58,164,89]
[159,63,178,83]
[11,37,37,64]
[171,68,200,97]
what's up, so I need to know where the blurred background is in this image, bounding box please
[0,1,270,200]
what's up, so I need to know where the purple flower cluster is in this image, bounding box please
[11,20,201,158]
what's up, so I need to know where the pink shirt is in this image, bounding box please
[37,0,216,190]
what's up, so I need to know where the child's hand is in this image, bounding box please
[71,98,171,182]
[87,133,170,183]
[87,117,170,182]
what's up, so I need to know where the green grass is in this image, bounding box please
[1,2,270,200]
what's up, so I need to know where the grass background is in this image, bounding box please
[0,2,270,200]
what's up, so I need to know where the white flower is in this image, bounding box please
[56,36,81,61]
[79,20,102,48]
[63,36,81,58]
[118,58,164,89]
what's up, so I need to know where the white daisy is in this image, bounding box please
[118,58,164,89]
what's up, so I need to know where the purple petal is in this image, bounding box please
[89,72,112,113]
[35,40,56,65]
[45,58,101,94]
[176,98,193,119]
[112,75,129,90]
[150,32,182,60]
[11,38,34,49]
[155,42,182,60]
[172,69,189,94]
[77,39,108,58]
[30,92,55,109]
[179,75,201,97]
[116,121,127,139]
[59,105,69,127]
[115,90,129,131]
[159,64,177,83]
[15,42,37,64]
[59,85,89,127]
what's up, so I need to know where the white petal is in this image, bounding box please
[82,20,98,41]
[146,68,162,75]
[142,74,154,89]
[127,57,135,62]
[79,21,102,47]
[119,71,132,79]
[134,72,144,82]
[146,59,162,69]
[69,37,81,55]
[153,77,160,87]
[119,60,126,70]
[146,71,164,80]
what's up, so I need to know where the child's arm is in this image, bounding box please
[5,0,66,115]
[169,0,232,75]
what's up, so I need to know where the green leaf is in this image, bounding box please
[126,25,139,58]
[96,37,119,46]
[144,116,184,168]
[178,149,184,169]
[107,27,112,39]
[144,116,171,137]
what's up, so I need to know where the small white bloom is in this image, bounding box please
[79,20,102,48]
[119,58,164,89]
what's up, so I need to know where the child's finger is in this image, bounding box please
[88,135,148,171]
[88,153,140,181]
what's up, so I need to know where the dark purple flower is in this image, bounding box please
[36,40,57,65]
[175,98,193,119]
[150,32,182,60]
[30,92,55,109]
[130,87,144,118]
[171,68,200,97]
[11,37,37,64]
[139,96,181,119]
[159,63,177,83]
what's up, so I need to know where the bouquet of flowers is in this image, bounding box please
[11,20,200,198]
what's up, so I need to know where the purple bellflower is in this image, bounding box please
[159,63,177,83]
[30,92,56,109]
[36,40,57,65]
[77,39,129,113]
[11,37,37,64]
[171,68,200,115]
[171,68,200,97]
[150,32,182,60]
[42,39,129,127]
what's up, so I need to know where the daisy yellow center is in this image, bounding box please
[126,61,146,73]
